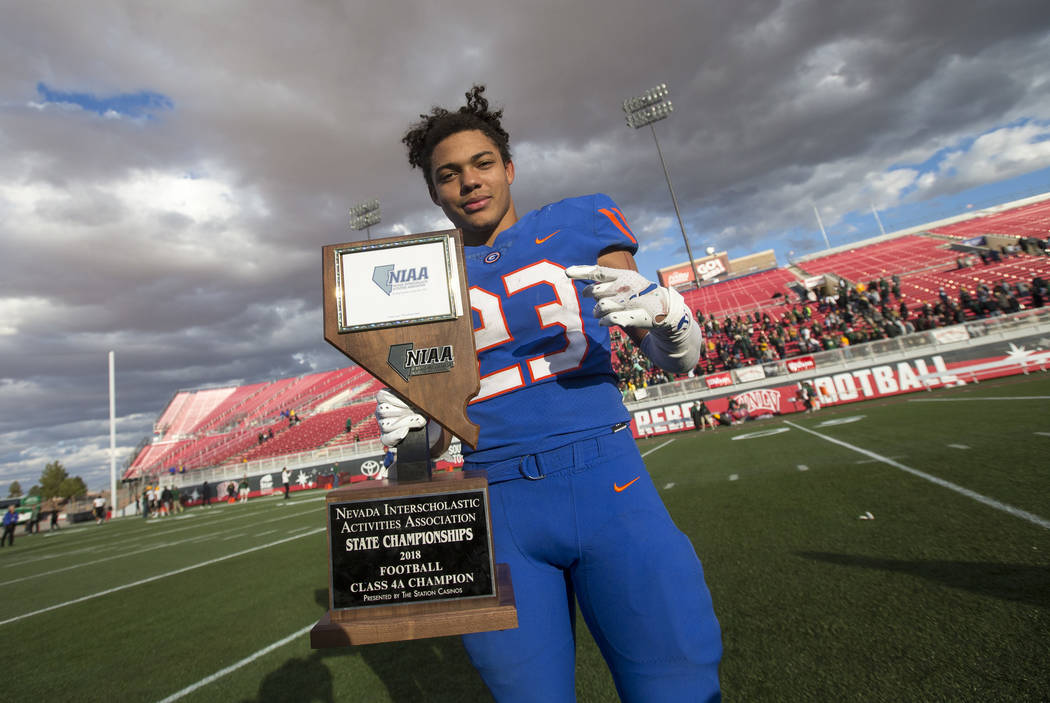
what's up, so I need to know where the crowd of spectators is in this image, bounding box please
[612,268,1049,393]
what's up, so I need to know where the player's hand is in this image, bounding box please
[565,265,674,330]
[375,389,426,447]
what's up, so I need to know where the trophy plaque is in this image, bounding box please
[311,229,517,647]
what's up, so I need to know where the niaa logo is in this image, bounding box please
[372,264,430,295]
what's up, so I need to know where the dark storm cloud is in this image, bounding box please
[2,0,1050,489]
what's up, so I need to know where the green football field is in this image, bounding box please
[3,373,1049,702]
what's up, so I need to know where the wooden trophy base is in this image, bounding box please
[312,473,517,648]
[311,563,517,647]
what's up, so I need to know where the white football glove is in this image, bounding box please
[565,265,702,373]
[375,389,426,447]
[565,265,671,328]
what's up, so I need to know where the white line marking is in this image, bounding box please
[663,482,676,490]
[728,474,739,481]
[155,623,315,703]
[784,421,1050,531]
[947,444,970,450]
[855,456,906,465]
[5,509,271,568]
[641,439,675,458]
[1,536,195,587]
[0,527,325,627]
[909,396,1050,402]
[815,416,865,427]
[1,507,318,583]
[731,428,791,441]
[797,465,809,471]
[1035,432,1050,438]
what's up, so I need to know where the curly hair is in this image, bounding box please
[402,85,512,194]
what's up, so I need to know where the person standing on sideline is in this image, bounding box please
[201,480,210,508]
[238,476,250,504]
[377,86,721,702]
[690,401,704,431]
[282,467,291,500]
[93,495,106,525]
[1,505,17,547]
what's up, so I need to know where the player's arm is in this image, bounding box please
[375,389,452,458]
[567,250,702,374]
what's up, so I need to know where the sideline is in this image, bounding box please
[783,421,1050,531]
[0,506,319,587]
[0,527,325,627]
[155,622,315,703]
[641,438,675,458]
[909,396,1050,402]
[3,499,322,569]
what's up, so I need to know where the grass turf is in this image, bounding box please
[2,373,1048,702]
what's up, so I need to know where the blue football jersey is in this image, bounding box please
[463,193,638,462]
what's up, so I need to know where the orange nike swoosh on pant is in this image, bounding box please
[614,477,640,492]
[535,230,560,244]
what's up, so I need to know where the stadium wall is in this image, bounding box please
[164,453,385,506]
[628,308,1050,436]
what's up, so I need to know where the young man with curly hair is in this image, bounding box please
[377,86,721,702]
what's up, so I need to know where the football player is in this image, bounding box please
[377,86,721,702]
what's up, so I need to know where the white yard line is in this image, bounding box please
[2,497,327,570]
[0,507,319,586]
[155,623,315,703]
[3,510,259,569]
[783,421,1050,531]
[641,438,675,458]
[0,537,192,587]
[0,527,325,627]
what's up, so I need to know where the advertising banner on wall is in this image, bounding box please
[178,453,389,505]
[705,371,733,389]
[659,253,731,288]
[785,356,816,373]
[733,365,767,384]
[629,332,1050,437]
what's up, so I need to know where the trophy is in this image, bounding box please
[311,229,517,647]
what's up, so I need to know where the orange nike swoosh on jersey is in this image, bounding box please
[613,477,640,492]
[535,229,560,244]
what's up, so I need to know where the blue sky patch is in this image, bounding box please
[36,82,173,119]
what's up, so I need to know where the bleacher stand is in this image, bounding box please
[125,367,380,479]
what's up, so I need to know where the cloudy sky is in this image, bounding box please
[3,0,1050,493]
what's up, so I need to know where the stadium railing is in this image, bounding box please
[158,435,385,491]
[626,306,1050,408]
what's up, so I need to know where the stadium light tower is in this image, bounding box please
[622,83,699,288]
[350,199,381,239]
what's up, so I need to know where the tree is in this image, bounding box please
[39,461,69,500]
[7,480,22,498]
[27,485,42,498]
[58,476,88,500]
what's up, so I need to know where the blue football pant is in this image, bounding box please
[462,430,722,702]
